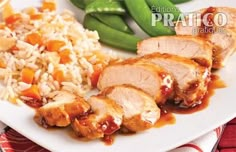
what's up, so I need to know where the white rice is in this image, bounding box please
[0,4,116,105]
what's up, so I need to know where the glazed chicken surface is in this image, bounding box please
[139,53,210,107]
[102,85,160,132]
[35,97,90,127]
[72,96,123,139]
[138,35,213,68]
[175,7,236,68]
[98,60,174,104]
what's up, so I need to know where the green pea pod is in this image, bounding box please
[125,0,175,36]
[70,0,85,9]
[84,15,141,52]
[70,0,133,34]
[146,0,182,21]
[70,0,96,9]
[85,0,126,15]
[92,14,134,34]
[83,0,96,5]
[169,0,192,4]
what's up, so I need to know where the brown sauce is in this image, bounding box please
[209,74,226,89]
[154,110,176,128]
[102,135,115,146]
[68,128,91,142]
[24,99,43,109]
[161,74,226,114]
[99,116,120,135]
[200,6,217,37]
[68,128,115,145]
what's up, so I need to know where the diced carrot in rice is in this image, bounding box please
[30,14,43,20]
[5,13,21,25]
[90,65,102,88]
[0,60,6,68]
[59,49,71,64]
[53,70,65,84]
[10,45,19,52]
[21,68,35,84]
[41,0,56,12]
[46,40,65,52]
[25,32,42,46]
[21,85,41,100]
[85,51,108,87]
[0,24,5,29]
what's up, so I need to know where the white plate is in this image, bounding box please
[0,0,236,152]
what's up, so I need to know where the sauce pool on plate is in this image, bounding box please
[161,74,226,114]
[156,74,226,127]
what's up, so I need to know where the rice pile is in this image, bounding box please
[0,1,115,106]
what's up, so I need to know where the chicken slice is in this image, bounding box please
[139,53,210,107]
[208,29,236,68]
[35,97,90,128]
[137,35,213,68]
[175,7,236,35]
[217,7,236,29]
[175,7,236,68]
[97,61,174,104]
[72,96,123,139]
[102,85,160,132]
[197,7,236,30]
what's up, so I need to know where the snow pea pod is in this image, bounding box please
[70,0,133,34]
[69,0,96,9]
[85,0,126,15]
[84,15,141,52]
[169,0,192,4]
[125,0,175,36]
[70,0,85,9]
[83,0,96,5]
[92,14,133,34]
[146,0,182,21]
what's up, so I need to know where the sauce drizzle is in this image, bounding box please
[161,74,226,114]
[102,135,115,146]
[154,110,176,128]
[200,6,217,36]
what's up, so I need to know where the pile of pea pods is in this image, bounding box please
[70,0,191,52]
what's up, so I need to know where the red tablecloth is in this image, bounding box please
[217,118,236,152]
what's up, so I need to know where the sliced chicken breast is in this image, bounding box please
[175,7,236,68]
[219,7,236,29]
[209,29,236,68]
[102,85,160,132]
[198,7,236,30]
[175,7,236,35]
[35,97,90,128]
[97,61,174,104]
[137,36,213,68]
[139,53,210,107]
[72,96,123,139]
